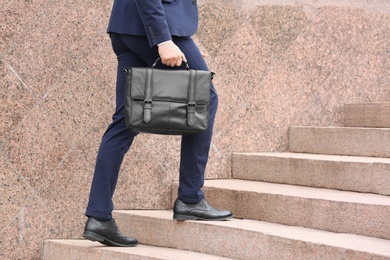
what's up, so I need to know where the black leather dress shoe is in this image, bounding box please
[173,199,233,221]
[82,217,138,247]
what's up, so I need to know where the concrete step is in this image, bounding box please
[42,239,233,260]
[113,210,390,260]
[232,152,390,195]
[288,126,390,157]
[172,179,390,240]
[344,103,390,128]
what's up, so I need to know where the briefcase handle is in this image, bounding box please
[150,58,215,80]
[152,57,190,70]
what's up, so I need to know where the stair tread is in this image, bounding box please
[44,239,234,260]
[114,210,390,256]
[234,152,390,163]
[202,179,390,205]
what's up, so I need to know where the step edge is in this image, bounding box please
[289,126,390,130]
[232,152,390,163]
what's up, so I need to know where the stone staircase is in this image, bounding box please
[43,103,390,259]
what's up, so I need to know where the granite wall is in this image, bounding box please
[1,0,389,259]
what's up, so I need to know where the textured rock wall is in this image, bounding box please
[1,0,389,258]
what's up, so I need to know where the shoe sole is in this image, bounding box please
[173,213,233,221]
[82,231,138,247]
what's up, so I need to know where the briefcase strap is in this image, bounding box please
[143,68,153,123]
[187,70,196,126]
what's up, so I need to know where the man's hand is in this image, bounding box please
[158,41,186,67]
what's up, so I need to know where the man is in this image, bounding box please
[82,0,233,247]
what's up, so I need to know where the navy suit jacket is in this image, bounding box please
[107,0,199,47]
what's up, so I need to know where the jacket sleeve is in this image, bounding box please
[135,0,172,47]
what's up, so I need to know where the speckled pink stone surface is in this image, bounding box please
[1,0,389,258]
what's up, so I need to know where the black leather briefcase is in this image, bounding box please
[123,59,214,135]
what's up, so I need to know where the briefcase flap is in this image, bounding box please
[129,68,211,104]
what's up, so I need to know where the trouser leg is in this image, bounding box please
[173,38,218,203]
[85,34,148,219]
